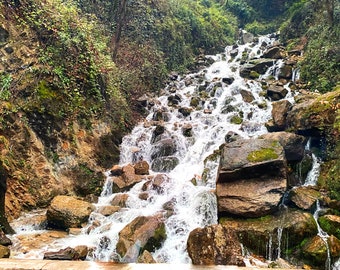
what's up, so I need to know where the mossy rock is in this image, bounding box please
[247,147,279,162]
[230,115,243,125]
[249,70,260,79]
[318,215,340,239]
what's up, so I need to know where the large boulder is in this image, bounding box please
[151,156,179,172]
[216,138,287,218]
[286,89,340,135]
[288,186,320,210]
[260,132,307,162]
[151,138,177,159]
[46,195,95,230]
[43,247,82,260]
[267,100,292,131]
[109,164,145,193]
[266,84,288,101]
[318,215,340,240]
[302,235,340,266]
[116,214,166,261]
[187,225,244,265]
[240,59,276,78]
[221,209,318,260]
[0,245,10,258]
[262,46,286,59]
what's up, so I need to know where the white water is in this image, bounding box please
[313,201,332,270]
[304,138,321,186]
[9,34,298,264]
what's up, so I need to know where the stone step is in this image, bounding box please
[0,259,303,270]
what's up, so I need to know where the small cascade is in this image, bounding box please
[313,200,332,270]
[260,59,284,80]
[292,68,300,82]
[304,138,321,186]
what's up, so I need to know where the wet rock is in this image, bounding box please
[288,186,320,210]
[187,225,244,265]
[151,156,179,172]
[266,84,288,100]
[262,46,286,59]
[138,250,156,263]
[151,138,177,159]
[151,174,170,194]
[217,138,287,218]
[43,247,80,260]
[116,214,166,258]
[260,132,307,162]
[167,94,182,106]
[182,123,193,137]
[97,205,120,216]
[74,245,88,260]
[240,89,255,103]
[46,196,95,230]
[110,165,123,176]
[267,100,292,131]
[0,245,10,258]
[0,231,11,246]
[302,235,340,266]
[110,194,129,207]
[278,64,293,80]
[240,59,275,78]
[318,215,340,239]
[240,31,254,44]
[133,160,149,175]
[190,96,201,108]
[224,131,241,143]
[152,108,170,122]
[286,90,340,135]
[162,199,176,217]
[135,94,149,108]
[222,77,235,85]
[151,124,165,143]
[328,235,340,258]
[222,209,318,260]
[110,164,144,193]
[178,107,192,117]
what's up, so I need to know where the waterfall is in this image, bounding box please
[313,201,332,270]
[9,33,292,263]
[304,138,321,186]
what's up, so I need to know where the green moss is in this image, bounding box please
[318,216,340,239]
[247,148,279,162]
[249,70,260,79]
[36,81,56,99]
[230,115,243,125]
[143,223,166,252]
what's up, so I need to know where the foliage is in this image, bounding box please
[0,73,12,101]
[280,0,340,93]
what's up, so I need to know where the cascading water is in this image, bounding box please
[313,200,332,270]
[9,33,298,264]
[304,138,321,186]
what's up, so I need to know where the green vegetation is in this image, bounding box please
[318,216,340,239]
[280,0,340,93]
[247,148,279,163]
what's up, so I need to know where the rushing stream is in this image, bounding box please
[8,33,337,268]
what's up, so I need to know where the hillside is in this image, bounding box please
[0,0,339,247]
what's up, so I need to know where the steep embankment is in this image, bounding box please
[0,0,132,222]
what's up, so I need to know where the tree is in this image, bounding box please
[324,0,335,26]
[111,0,129,60]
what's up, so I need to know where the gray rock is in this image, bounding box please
[217,138,287,218]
